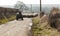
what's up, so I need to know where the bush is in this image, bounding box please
[48,7,60,29]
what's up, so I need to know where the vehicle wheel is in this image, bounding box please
[16,18,19,20]
[16,16,19,20]
[21,18,23,20]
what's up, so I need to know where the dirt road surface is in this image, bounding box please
[0,18,32,36]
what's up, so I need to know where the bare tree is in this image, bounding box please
[14,1,29,12]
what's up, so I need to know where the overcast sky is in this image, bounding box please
[42,0,60,4]
[0,0,39,6]
[0,0,60,6]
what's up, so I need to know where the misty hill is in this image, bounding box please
[0,5,14,8]
[42,4,60,13]
[26,4,40,12]
[25,4,60,13]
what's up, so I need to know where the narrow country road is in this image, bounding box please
[0,18,32,36]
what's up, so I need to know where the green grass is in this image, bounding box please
[0,18,8,24]
[32,17,40,25]
[8,15,16,21]
[32,17,40,36]
[0,15,16,24]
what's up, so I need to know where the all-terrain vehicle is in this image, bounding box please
[16,12,23,20]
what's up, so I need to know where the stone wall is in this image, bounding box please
[0,7,19,19]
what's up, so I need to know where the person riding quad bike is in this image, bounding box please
[16,12,23,20]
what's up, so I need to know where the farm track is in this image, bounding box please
[0,18,32,36]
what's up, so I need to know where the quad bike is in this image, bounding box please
[16,12,23,20]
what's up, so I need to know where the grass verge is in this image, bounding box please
[0,15,16,25]
[32,16,60,36]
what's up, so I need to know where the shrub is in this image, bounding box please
[48,7,60,29]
